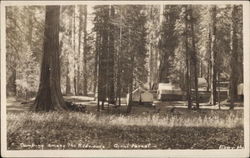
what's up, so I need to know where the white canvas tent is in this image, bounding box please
[126,87,154,105]
[141,91,154,102]
[198,78,207,87]
[158,83,183,95]
[157,83,185,101]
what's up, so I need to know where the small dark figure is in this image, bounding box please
[191,106,199,111]
[21,101,32,104]
[65,101,86,112]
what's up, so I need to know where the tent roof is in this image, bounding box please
[132,87,147,94]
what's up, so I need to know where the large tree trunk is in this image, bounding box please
[34,6,67,111]
[229,5,239,110]
[210,6,217,105]
[97,6,109,110]
[83,5,88,96]
[190,7,199,109]
[108,5,115,104]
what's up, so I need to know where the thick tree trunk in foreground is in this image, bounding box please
[34,6,67,111]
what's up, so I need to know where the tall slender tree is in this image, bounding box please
[184,5,192,109]
[73,5,77,95]
[127,28,134,113]
[210,5,217,105]
[189,6,199,109]
[116,6,123,106]
[107,5,115,104]
[229,5,240,109]
[77,5,83,95]
[83,5,88,96]
[65,6,73,95]
[94,5,109,110]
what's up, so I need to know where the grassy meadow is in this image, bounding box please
[7,104,244,150]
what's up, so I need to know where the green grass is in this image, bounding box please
[7,109,244,150]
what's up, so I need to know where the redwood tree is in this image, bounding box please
[33,6,68,111]
[210,5,217,105]
[189,6,199,109]
[184,5,192,109]
[83,5,88,96]
[229,5,240,109]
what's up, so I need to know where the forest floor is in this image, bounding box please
[6,96,244,150]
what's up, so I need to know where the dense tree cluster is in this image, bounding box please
[6,4,243,112]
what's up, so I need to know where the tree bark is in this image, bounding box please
[116,6,123,106]
[108,5,115,104]
[185,6,192,109]
[8,67,17,96]
[217,72,221,109]
[190,6,199,109]
[210,6,217,105]
[127,28,134,113]
[66,61,71,95]
[83,5,88,96]
[77,6,83,95]
[229,5,239,110]
[96,32,101,111]
[206,27,211,92]
[65,6,73,95]
[93,32,99,101]
[97,6,109,110]
[34,6,67,111]
[73,5,77,95]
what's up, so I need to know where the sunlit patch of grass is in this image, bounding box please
[7,109,243,129]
